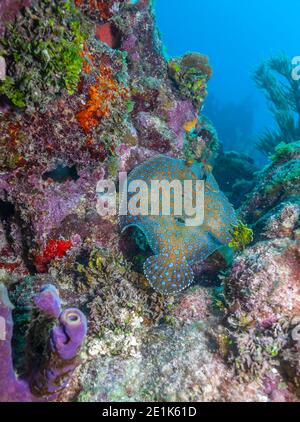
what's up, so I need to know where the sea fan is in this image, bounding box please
[253,53,300,156]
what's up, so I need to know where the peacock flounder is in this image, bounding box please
[119,155,237,295]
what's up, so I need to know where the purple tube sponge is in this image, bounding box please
[33,284,61,318]
[0,283,87,402]
[30,308,87,397]
[51,308,88,360]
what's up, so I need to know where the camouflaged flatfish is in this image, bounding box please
[119,155,237,294]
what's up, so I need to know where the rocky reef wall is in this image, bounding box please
[0,0,299,402]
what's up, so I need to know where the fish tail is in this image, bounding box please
[143,253,194,295]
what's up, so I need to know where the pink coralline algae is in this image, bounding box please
[116,144,157,173]
[225,238,300,326]
[171,287,212,324]
[122,33,138,54]
[1,166,106,261]
[136,112,174,154]
[167,100,197,148]
[263,373,296,402]
[0,284,87,402]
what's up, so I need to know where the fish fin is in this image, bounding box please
[204,174,237,244]
[120,222,139,235]
[120,222,157,253]
[143,254,194,295]
[217,245,235,266]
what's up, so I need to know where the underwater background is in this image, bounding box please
[0,0,299,403]
[157,0,300,163]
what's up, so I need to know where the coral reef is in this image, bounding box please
[0,283,87,401]
[0,0,214,263]
[77,284,297,402]
[0,0,87,109]
[76,248,168,359]
[168,53,212,110]
[76,63,130,134]
[225,237,299,325]
[0,0,299,403]
[218,138,300,398]
[183,115,219,166]
[240,140,300,229]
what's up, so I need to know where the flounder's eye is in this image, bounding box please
[175,217,185,226]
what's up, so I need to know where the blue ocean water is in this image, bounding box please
[156,0,300,162]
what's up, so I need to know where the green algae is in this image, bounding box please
[0,0,87,110]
